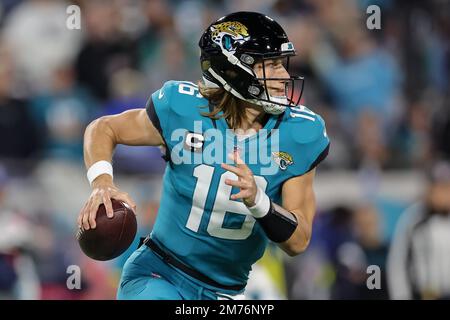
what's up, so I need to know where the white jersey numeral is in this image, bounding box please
[185,164,214,232]
[290,105,316,121]
[186,164,267,240]
[178,83,203,98]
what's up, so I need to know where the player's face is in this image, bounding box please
[253,58,290,97]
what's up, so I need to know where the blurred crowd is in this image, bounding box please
[0,0,449,299]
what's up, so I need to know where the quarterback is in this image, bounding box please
[78,12,330,300]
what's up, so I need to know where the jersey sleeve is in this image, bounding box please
[304,114,330,172]
[145,80,177,146]
[287,113,330,177]
[144,80,208,163]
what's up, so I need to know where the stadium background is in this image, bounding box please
[0,0,449,299]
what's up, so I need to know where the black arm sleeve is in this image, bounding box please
[256,201,298,243]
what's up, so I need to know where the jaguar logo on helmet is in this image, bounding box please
[210,21,250,54]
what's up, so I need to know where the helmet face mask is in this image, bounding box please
[199,11,305,115]
[252,55,305,114]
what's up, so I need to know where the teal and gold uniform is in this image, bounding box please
[117,80,329,300]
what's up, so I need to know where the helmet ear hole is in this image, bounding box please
[240,54,255,65]
[248,85,261,96]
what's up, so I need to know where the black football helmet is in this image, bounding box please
[199,11,304,115]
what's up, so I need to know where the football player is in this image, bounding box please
[78,12,330,300]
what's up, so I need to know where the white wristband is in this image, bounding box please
[87,160,113,186]
[247,187,271,219]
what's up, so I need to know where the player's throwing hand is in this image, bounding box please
[77,176,137,230]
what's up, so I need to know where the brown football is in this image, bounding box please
[77,199,137,261]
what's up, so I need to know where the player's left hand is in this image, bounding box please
[221,149,258,207]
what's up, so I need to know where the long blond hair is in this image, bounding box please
[198,82,248,129]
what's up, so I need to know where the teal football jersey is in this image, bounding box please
[145,80,330,287]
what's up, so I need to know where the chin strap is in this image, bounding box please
[203,71,288,115]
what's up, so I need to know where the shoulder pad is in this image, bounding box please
[163,81,206,117]
[284,105,328,144]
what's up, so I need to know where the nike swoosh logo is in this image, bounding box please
[158,90,164,99]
